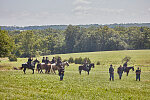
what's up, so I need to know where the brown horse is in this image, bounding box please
[50,61,69,74]
[79,63,95,75]
[123,66,134,76]
[21,59,39,74]
[37,63,51,74]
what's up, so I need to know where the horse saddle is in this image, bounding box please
[83,66,89,70]
[41,63,45,65]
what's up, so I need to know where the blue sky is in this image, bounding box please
[0,0,150,26]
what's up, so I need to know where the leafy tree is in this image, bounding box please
[0,28,14,57]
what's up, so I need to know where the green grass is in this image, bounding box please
[0,50,150,100]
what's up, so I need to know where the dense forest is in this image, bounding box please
[0,24,150,58]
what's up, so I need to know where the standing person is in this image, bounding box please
[109,64,114,81]
[27,56,33,67]
[42,57,45,63]
[59,66,65,81]
[136,67,141,81]
[117,65,123,80]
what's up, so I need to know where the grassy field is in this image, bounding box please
[0,50,150,100]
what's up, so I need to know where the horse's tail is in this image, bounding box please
[37,64,40,70]
[20,67,23,69]
[21,64,25,69]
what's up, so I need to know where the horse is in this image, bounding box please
[123,66,134,76]
[37,63,51,74]
[79,63,95,75]
[50,61,69,74]
[21,59,39,74]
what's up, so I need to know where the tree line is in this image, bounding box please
[1,23,150,31]
[0,25,150,58]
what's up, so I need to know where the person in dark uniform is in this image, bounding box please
[51,57,56,64]
[57,57,62,66]
[44,57,50,72]
[109,64,114,81]
[117,65,123,80]
[59,66,65,81]
[45,57,49,64]
[42,57,45,63]
[136,67,141,81]
[27,56,33,67]
[83,60,88,68]
[123,61,128,72]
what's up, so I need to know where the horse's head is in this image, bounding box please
[132,66,134,71]
[65,61,69,66]
[90,63,95,68]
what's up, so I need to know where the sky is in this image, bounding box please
[0,0,150,26]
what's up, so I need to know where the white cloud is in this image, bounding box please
[73,0,91,5]
[73,6,91,13]
[148,8,150,11]
[72,0,92,15]
[97,8,124,13]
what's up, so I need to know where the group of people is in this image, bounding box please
[27,56,62,66]
[109,64,141,81]
[27,56,65,81]
[27,57,141,81]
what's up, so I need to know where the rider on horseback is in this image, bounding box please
[27,56,33,68]
[45,57,50,65]
[42,57,45,63]
[83,60,88,68]
[51,57,56,64]
[45,57,50,71]
[123,60,128,72]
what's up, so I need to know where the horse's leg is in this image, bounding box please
[88,71,89,75]
[51,67,54,74]
[54,69,56,74]
[79,70,81,75]
[23,68,26,74]
[32,69,34,74]
[40,69,43,73]
[127,71,129,76]
[48,67,50,74]
[45,69,47,74]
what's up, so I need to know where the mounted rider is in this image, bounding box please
[42,57,45,63]
[83,60,88,68]
[123,60,128,71]
[27,56,33,68]
[45,57,50,64]
[56,57,62,67]
[51,57,56,64]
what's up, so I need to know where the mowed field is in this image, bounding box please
[0,50,150,100]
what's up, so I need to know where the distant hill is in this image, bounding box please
[1,23,150,31]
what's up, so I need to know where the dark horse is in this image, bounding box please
[123,66,134,76]
[21,59,39,74]
[79,63,95,75]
